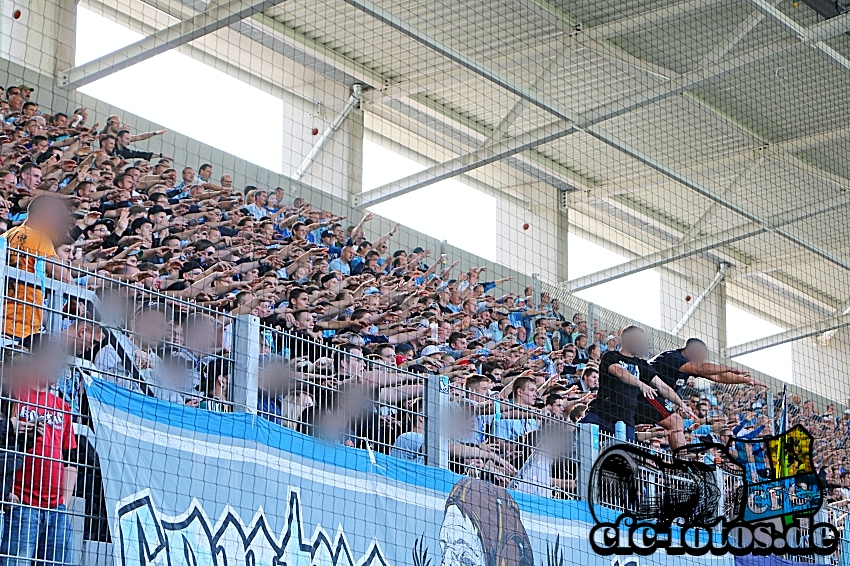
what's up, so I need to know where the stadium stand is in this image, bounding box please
[0,64,845,565]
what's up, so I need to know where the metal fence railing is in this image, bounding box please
[0,242,845,564]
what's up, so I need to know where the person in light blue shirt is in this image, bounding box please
[171,166,196,196]
[349,241,371,273]
[493,377,540,444]
[328,245,354,276]
[390,400,425,464]
[246,189,270,220]
[684,399,715,437]
[390,432,424,463]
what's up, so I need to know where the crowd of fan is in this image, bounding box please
[0,87,846,562]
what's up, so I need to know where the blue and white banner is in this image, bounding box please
[84,378,734,566]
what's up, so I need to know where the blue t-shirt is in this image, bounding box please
[492,418,539,442]
[328,258,350,276]
[390,432,424,463]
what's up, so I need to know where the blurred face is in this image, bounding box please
[685,343,709,364]
[621,329,647,356]
[184,321,217,352]
[437,322,452,343]
[133,311,171,346]
[583,370,599,389]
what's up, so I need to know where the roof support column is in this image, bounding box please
[2,0,77,78]
[671,263,728,339]
[661,261,729,352]
[293,84,363,182]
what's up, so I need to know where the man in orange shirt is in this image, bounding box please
[3,196,71,347]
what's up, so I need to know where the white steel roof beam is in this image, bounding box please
[564,223,765,293]
[725,314,850,357]
[342,0,573,122]
[480,44,573,148]
[744,0,850,74]
[679,156,765,242]
[588,0,724,39]
[564,193,850,292]
[350,0,847,208]
[60,0,286,90]
[590,127,850,274]
[354,119,574,207]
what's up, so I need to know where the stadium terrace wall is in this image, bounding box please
[0,58,841,411]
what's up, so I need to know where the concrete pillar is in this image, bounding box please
[792,330,850,405]
[555,205,568,282]
[282,84,364,201]
[660,259,728,353]
[1,0,76,77]
[345,99,364,204]
[496,187,562,283]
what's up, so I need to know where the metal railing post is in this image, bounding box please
[714,467,726,534]
[0,238,7,335]
[576,423,599,500]
[424,374,449,468]
[231,314,260,414]
[47,288,65,334]
[766,388,775,424]
[813,507,832,564]
[587,302,595,334]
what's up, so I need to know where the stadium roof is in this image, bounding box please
[71,0,850,339]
